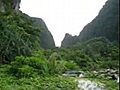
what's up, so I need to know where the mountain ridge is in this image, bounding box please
[0,0,56,50]
[61,0,119,47]
[32,17,55,49]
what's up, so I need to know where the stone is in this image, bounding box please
[78,79,105,90]
[79,73,85,78]
[117,77,119,83]
[11,0,21,13]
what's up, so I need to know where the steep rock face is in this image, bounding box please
[78,0,119,43]
[0,0,55,49]
[32,17,55,49]
[61,33,78,47]
[61,0,119,47]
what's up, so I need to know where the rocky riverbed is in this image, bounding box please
[77,79,105,90]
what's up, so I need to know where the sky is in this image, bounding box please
[20,0,107,47]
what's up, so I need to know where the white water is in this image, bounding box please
[78,79,105,90]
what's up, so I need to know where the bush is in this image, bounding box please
[0,72,77,90]
[0,12,41,63]
[9,51,48,78]
[16,65,35,77]
[64,61,79,71]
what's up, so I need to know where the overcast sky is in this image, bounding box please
[20,0,107,46]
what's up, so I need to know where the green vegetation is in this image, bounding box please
[0,12,41,63]
[0,70,76,90]
[0,5,78,89]
[46,37,119,71]
[0,51,77,90]
[88,78,119,90]
[0,0,119,89]
[7,51,80,77]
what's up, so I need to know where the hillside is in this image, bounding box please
[0,1,119,90]
[61,0,119,47]
[0,0,55,63]
[0,0,55,50]
[32,17,55,49]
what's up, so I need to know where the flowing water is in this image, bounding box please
[77,79,105,90]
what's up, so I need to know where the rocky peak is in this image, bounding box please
[32,17,56,49]
[61,33,78,47]
[11,0,21,13]
[61,0,119,47]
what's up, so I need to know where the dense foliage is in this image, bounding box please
[0,12,41,63]
[0,51,78,90]
[0,69,76,90]
[0,0,119,90]
[8,51,79,77]
[45,37,119,70]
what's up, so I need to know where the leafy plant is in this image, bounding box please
[0,12,41,63]
[0,66,77,90]
[64,60,79,71]
[8,51,48,77]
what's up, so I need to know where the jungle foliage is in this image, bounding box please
[0,12,41,63]
[45,37,119,70]
[0,0,119,89]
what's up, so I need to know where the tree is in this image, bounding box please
[0,12,41,63]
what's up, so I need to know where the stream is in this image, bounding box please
[77,79,105,90]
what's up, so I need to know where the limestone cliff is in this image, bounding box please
[61,33,78,47]
[0,0,55,49]
[61,0,119,47]
[32,17,55,49]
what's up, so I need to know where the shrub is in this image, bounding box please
[16,65,35,77]
[9,51,48,77]
[64,60,79,71]
[0,12,41,63]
